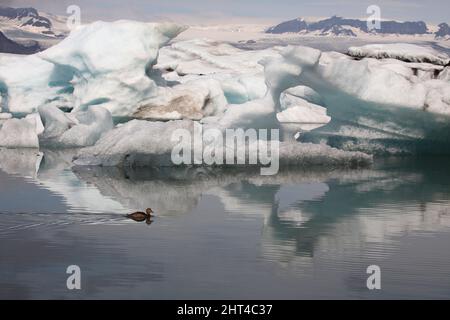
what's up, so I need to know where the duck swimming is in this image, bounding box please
[126,208,154,222]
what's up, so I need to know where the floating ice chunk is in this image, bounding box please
[348,43,450,66]
[277,85,331,129]
[38,105,113,147]
[38,104,76,139]
[316,51,450,113]
[276,105,331,127]
[0,116,39,148]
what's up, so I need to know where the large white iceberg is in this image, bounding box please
[0,21,186,116]
[2,19,450,158]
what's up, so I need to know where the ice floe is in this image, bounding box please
[348,43,450,66]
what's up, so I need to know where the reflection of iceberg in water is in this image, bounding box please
[260,158,450,268]
[1,148,450,271]
[71,166,342,217]
[72,166,211,215]
[0,148,43,178]
[71,158,450,258]
[36,150,126,214]
[0,148,126,214]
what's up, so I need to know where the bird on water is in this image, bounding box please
[126,208,154,223]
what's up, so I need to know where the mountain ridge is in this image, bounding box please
[0,31,41,54]
[267,16,449,39]
[0,6,67,38]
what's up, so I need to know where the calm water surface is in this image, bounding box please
[0,149,450,299]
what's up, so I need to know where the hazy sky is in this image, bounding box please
[3,0,450,24]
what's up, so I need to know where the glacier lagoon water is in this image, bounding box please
[0,150,450,299]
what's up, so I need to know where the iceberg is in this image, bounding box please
[272,46,450,154]
[38,104,113,147]
[348,43,450,66]
[0,116,39,148]
[74,43,372,167]
[0,21,186,116]
[73,119,371,168]
[2,18,449,160]
[297,45,450,116]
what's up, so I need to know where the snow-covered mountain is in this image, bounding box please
[0,6,68,50]
[0,7,52,31]
[266,16,446,38]
[0,31,40,54]
[436,23,450,39]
